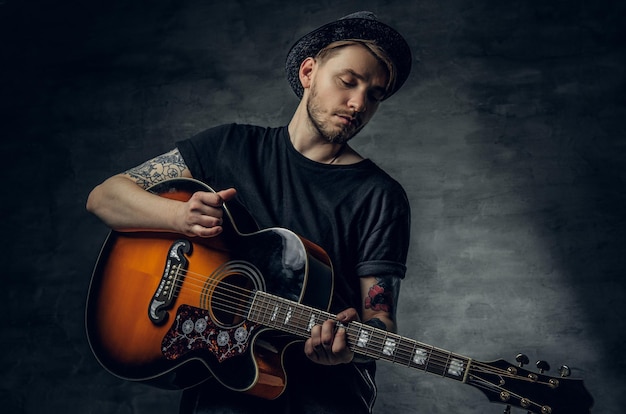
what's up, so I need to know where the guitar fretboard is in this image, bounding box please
[248,291,471,382]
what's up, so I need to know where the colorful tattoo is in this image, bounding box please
[365,277,398,314]
[125,149,187,188]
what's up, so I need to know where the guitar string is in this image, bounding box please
[151,266,530,381]
[232,288,543,386]
[463,378,543,412]
[168,267,479,373]
[176,274,534,384]
[172,267,521,380]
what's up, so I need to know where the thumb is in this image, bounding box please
[216,188,237,202]
[337,308,359,323]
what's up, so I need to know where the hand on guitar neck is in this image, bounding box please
[304,308,359,365]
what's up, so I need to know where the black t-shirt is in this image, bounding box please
[176,123,410,314]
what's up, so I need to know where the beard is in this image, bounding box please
[305,85,364,145]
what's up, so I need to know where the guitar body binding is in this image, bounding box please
[85,178,334,397]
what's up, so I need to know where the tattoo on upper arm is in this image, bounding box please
[364,276,400,317]
[124,148,188,188]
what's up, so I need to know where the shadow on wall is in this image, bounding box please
[454,0,626,411]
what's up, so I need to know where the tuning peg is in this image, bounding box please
[559,364,571,377]
[536,360,550,373]
[515,353,529,367]
[503,405,511,413]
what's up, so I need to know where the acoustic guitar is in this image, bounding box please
[86,178,594,413]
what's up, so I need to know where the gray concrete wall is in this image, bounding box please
[2,0,624,413]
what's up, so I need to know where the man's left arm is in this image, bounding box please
[304,276,401,364]
[360,275,401,333]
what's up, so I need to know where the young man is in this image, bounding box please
[87,11,412,414]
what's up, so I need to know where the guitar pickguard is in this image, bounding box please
[162,305,258,363]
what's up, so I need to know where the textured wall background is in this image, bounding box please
[2,0,625,413]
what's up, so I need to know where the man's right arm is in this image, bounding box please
[86,148,236,237]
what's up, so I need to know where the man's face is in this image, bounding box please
[304,44,389,144]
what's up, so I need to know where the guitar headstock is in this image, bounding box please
[467,355,594,413]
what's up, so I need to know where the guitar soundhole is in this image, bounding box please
[202,260,266,329]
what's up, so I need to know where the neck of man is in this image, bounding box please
[288,101,363,165]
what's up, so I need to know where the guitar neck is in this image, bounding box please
[248,291,471,383]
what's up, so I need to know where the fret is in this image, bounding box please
[409,343,453,377]
[446,356,466,378]
[292,302,319,336]
[248,291,261,324]
[444,351,452,377]
[275,298,292,332]
[307,310,325,334]
[249,291,272,326]
[425,348,448,376]
[289,301,308,336]
[391,336,412,366]
[350,323,386,360]
[348,324,371,357]
[306,310,316,332]
[261,294,274,326]
[246,292,257,322]
[408,342,430,370]
[268,304,279,322]
[268,298,280,327]
[283,304,293,327]
[426,347,468,381]
[293,300,307,334]
[382,332,399,362]
[444,352,469,381]
[299,305,315,335]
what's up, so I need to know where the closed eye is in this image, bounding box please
[339,77,356,88]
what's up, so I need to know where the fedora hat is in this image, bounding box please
[285,11,412,100]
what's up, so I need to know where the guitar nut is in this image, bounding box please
[548,378,559,388]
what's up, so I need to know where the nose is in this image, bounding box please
[349,92,367,113]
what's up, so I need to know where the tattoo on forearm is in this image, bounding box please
[125,149,187,188]
[364,318,387,330]
[365,276,400,318]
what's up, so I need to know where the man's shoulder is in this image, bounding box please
[359,162,410,211]
[360,160,406,191]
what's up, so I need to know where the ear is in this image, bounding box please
[298,57,315,90]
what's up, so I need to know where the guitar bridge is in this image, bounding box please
[148,239,192,325]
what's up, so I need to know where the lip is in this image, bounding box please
[336,114,359,127]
